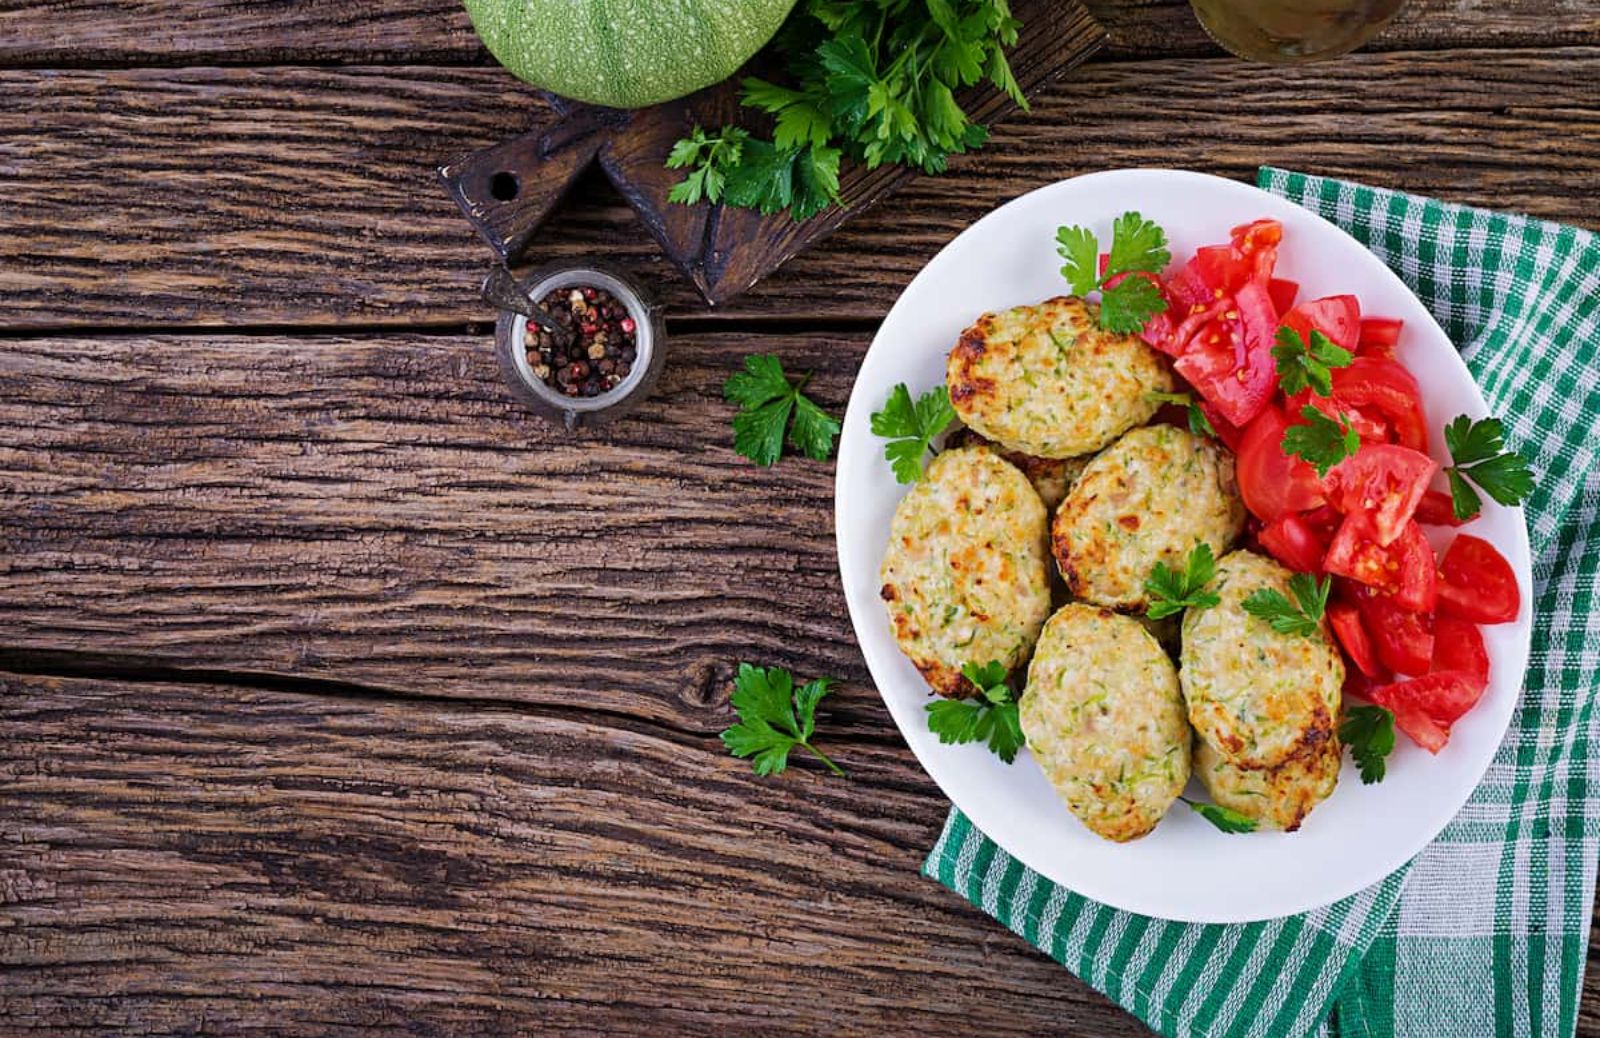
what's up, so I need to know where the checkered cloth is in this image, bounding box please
[923,168,1600,1038]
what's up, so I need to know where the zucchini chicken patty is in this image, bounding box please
[879,446,1053,697]
[1020,604,1190,842]
[946,296,1173,459]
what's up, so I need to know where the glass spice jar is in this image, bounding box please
[492,261,666,430]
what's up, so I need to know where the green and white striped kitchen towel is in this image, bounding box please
[924,168,1600,1038]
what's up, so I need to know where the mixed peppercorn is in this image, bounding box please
[528,285,638,398]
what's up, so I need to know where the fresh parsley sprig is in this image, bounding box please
[1442,415,1535,520]
[1146,390,1217,438]
[1182,797,1258,834]
[1272,327,1353,397]
[724,354,841,467]
[1144,543,1221,620]
[666,0,1026,221]
[871,383,956,483]
[925,661,1025,764]
[1242,572,1332,638]
[1340,704,1396,785]
[721,663,844,777]
[1056,211,1172,333]
[664,126,750,207]
[1281,404,1361,477]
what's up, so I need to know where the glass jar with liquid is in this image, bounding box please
[1189,0,1406,63]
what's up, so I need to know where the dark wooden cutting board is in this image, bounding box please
[440,0,1105,307]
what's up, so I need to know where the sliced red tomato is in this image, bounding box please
[1322,444,1438,545]
[1267,278,1299,315]
[1172,278,1280,427]
[1281,294,1362,352]
[1326,515,1437,612]
[1300,505,1342,536]
[1375,671,1484,726]
[1432,616,1489,693]
[1414,489,1468,527]
[1258,512,1329,573]
[1236,406,1326,522]
[1349,581,1435,675]
[1328,600,1386,679]
[1437,534,1521,624]
[1368,681,1451,753]
[1359,317,1403,352]
[1328,357,1429,453]
[1229,219,1283,284]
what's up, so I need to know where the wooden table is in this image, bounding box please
[2,2,1597,1034]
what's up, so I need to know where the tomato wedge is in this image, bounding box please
[1436,534,1521,624]
[1368,681,1451,753]
[1328,600,1386,679]
[1349,581,1435,675]
[1328,357,1430,454]
[1258,512,1329,573]
[1376,671,1484,726]
[1414,489,1467,527]
[1322,444,1438,545]
[1172,278,1280,427]
[1359,317,1403,353]
[1236,406,1326,521]
[1282,294,1361,352]
[1196,400,1244,452]
[1432,616,1489,693]
[1325,515,1437,612]
[1268,278,1299,315]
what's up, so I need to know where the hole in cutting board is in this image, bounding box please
[490,172,520,202]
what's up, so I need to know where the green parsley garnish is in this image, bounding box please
[1242,572,1332,638]
[723,354,841,467]
[1182,797,1258,834]
[1340,705,1396,785]
[720,663,844,777]
[1056,211,1172,333]
[870,383,956,483]
[1442,415,1535,520]
[924,661,1025,764]
[666,2,1026,221]
[1146,390,1217,438]
[1281,404,1361,477]
[664,126,750,207]
[1144,543,1221,620]
[1272,326,1353,397]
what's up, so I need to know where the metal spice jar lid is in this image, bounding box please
[491,261,666,430]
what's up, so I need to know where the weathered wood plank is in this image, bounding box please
[0,669,1153,1037]
[0,331,864,732]
[0,0,1593,66]
[1,50,1597,329]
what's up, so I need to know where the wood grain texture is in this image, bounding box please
[2,49,1596,329]
[0,330,867,732]
[0,668,1154,1037]
[0,0,1593,65]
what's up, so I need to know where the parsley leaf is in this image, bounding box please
[1442,415,1535,520]
[1272,327,1353,397]
[721,663,845,777]
[665,126,750,206]
[1182,797,1258,834]
[1281,404,1361,477]
[1340,704,1396,785]
[724,354,841,467]
[1145,390,1217,439]
[1144,543,1221,620]
[925,660,1026,764]
[1242,572,1332,638]
[870,383,956,483]
[1055,211,1171,333]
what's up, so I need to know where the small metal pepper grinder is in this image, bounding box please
[485,261,667,431]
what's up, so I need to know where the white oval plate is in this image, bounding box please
[835,169,1532,923]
